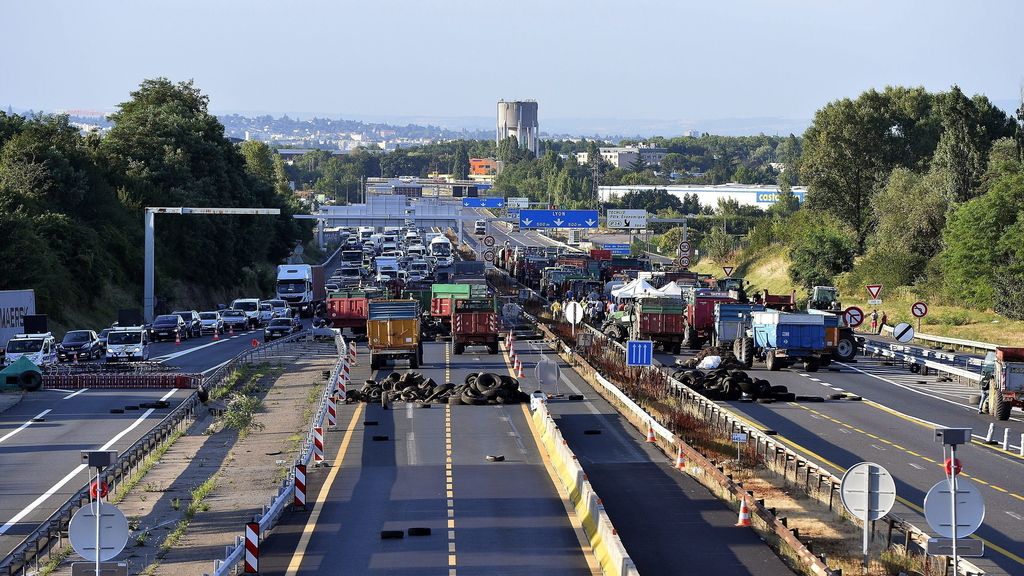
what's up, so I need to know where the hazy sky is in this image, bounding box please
[3,0,1022,125]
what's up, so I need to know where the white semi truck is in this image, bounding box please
[276,264,326,317]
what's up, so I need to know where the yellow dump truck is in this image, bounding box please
[367,299,423,370]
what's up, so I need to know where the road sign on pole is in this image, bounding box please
[483,250,494,262]
[892,322,915,343]
[483,235,495,247]
[69,502,129,562]
[843,306,865,328]
[677,256,691,267]
[462,197,505,208]
[519,209,599,229]
[924,477,985,539]
[912,301,928,318]
[722,265,734,277]
[563,301,585,325]
[603,243,631,256]
[626,340,654,366]
[607,209,648,229]
[866,284,883,299]
[840,462,896,570]
[507,197,529,209]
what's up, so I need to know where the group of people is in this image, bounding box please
[869,309,888,334]
[549,292,619,326]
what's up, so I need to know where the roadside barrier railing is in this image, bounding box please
[538,322,985,576]
[0,331,319,576]
[207,332,346,576]
[879,324,997,354]
[858,339,982,385]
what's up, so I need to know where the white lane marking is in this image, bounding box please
[407,431,418,466]
[201,359,232,376]
[871,444,887,451]
[838,428,851,434]
[0,410,53,444]
[62,389,88,400]
[808,377,821,382]
[406,403,414,420]
[1006,511,1023,521]
[0,388,178,536]
[153,334,248,361]
[908,463,924,470]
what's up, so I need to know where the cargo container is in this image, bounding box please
[750,311,828,371]
[326,289,371,333]
[367,300,422,369]
[683,293,737,349]
[452,298,499,354]
[430,284,472,318]
[713,303,765,367]
[633,297,686,353]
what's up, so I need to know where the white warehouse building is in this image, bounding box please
[599,183,807,208]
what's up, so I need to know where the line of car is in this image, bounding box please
[329,225,449,291]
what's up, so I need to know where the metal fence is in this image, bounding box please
[0,331,318,576]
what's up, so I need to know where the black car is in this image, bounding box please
[150,314,187,342]
[263,317,300,341]
[57,330,103,362]
[171,310,203,338]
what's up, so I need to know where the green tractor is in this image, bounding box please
[809,285,842,313]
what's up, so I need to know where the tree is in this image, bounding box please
[628,153,646,173]
[451,144,469,180]
[239,140,276,186]
[870,167,948,274]
[703,226,734,261]
[615,188,681,212]
[931,86,987,204]
[788,226,856,289]
[497,135,521,163]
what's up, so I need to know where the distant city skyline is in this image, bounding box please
[2,0,1021,137]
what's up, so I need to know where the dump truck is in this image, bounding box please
[806,286,858,361]
[430,284,472,320]
[451,297,499,355]
[750,311,828,372]
[980,347,1024,420]
[712,303,766,367]
[683,292,737,349]
[326,289,371,334]
[367,300,423,370]
[632,297,686,354]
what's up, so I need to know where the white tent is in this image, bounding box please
[611,278,661,299]
[656,281,684,298]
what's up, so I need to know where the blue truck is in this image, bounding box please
[750,311,828,372]
[712,303,765,368]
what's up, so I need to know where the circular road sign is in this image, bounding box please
[69,502,130,562]
[678,241,691,253]
[677,256,691,267]
[911,301,928,318]
[483,250,495,262]
[944,457,963,477]
[892,322,915,343]
[924,478,985,538]
[843,306,865,328]
[563,301,585,325]
[535,358,561,387]
[483,235,495,247]
[840,462,897,522]
[89,480,109,500]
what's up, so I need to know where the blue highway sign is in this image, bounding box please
[603,243,631,256]
[626,340,654,367]
[462,197,505,208]
[519,210,599,229]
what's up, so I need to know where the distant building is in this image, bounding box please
[470,157,497,176]
[497,100,539,157]
[577,144,668,169]
[598,183,807,208]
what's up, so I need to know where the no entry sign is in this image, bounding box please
[843,306,864,328]
[911,301,928,318]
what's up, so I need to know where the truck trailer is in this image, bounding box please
[451,298,499,354]
[750,311,828,372]
[367,300,423,370]
[276,264,326,317]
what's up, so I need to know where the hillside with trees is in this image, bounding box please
[0,78,308,326]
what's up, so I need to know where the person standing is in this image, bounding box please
[879,311,888,334]
[870,309,878,333]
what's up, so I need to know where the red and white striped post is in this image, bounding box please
[293,463,306,508]
[313,426,324,462]
[326,394,337,428]
[244,521,259,573]
[348,341,358,366]
[341,361,351,388]
[336,374,347,401]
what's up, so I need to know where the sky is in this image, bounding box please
[2,0,1022,134]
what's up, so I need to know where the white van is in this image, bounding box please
[358,226,374,243]
[4,333,57,367]
[105,326,150,362]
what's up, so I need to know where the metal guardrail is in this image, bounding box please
[208,333,347,576]
[0,331,318,576]
[541,323,985,576]
[859,339,982,384]
[880,324,998,353]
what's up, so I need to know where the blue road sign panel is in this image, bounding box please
[626,340,654,366]
[462,197,505,208]
[603,243,631,256]
[519,210,599,229]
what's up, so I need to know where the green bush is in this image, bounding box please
[931,311,972,326]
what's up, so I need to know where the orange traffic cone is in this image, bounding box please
[516,358,525,378]
[675,444,686,470]
[73,353,79,365]
[213,328,220,341]
[735,498,752,527]
[645,422,656,443]
[229,325,235,336]
[175,332,181,346]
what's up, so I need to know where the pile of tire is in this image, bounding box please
[675,348,749,370]
[670,368,795,402]
[449,372,530,405]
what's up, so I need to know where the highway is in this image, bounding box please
[652,344,1024,575]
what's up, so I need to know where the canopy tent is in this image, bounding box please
[656,281,684,297]
[611,278,662,299]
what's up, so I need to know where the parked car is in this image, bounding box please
[264,317,301,341]
[230,298,262,328]
[57,330,103,362]
[172,310,203,338]
[199,311,224,334]
[221,309,249,331]
[258,302,276,326]
[97,328,111,350]
[106,326,150,362]
[150,315,187,342]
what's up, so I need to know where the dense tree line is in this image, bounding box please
[0,78,307,321]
